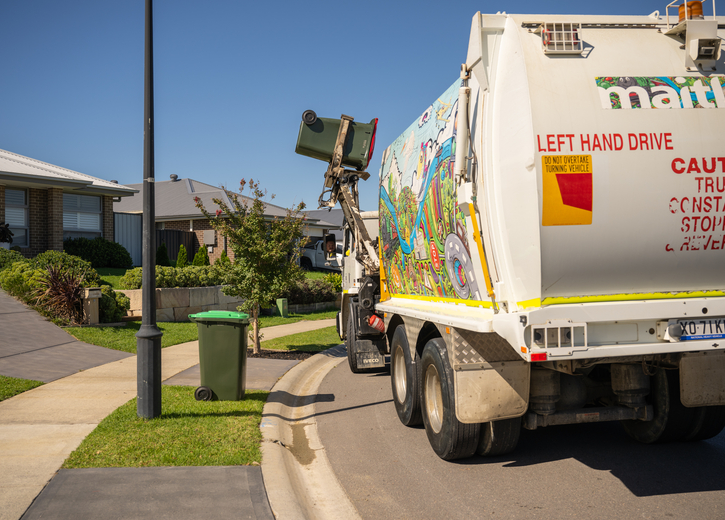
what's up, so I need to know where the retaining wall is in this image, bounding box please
[118,285,244,322]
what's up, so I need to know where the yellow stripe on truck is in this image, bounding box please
[542,290,725,305]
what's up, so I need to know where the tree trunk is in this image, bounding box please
[251,304,260,355]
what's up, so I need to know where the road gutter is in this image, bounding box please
[261,345,361,519]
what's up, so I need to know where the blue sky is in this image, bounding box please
[1,0,670,211]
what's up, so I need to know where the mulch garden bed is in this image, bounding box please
[247,349,317,361]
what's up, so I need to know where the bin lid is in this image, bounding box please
[188,310,250,323]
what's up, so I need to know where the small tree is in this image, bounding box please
[176,244,188,268]
[192,246,210,266]
[195,179,305,354]
[217,249,231,266]
[156,242,171,266]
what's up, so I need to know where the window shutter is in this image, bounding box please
[78,213,100,230]
[5,207,26,227]
[6,190,25,206]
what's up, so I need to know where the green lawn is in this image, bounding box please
[257,309,336,328]
[65,322,200,353]
[0,375,44,401]
[63,386,267,468]
[261,326,340,352]
[304,271,329,280]
[64,310,338,353]
[96,267,129,289]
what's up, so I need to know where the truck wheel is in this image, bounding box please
[684,406,725,441]
[621,368,696,444]
[390,325,422,426]
[421,338,479,460]
[300,257,312,271]
[477,417,521,456]
[346,313,364,374]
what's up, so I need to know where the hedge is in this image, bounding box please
[63,237,133,268]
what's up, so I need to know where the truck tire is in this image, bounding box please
[477,417,521,457]
[421,338,479,460]
[391,325,422,426]
[621,368,696,444]
[684,406,725,442]
[300,257,312,271]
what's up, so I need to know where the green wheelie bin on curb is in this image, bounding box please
[188,311,249,401]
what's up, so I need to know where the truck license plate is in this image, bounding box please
[678,318,725,341]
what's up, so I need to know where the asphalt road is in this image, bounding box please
[316,362,725,520]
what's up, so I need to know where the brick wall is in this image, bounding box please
[163,218,234,263]
[0,185,5,224]
[102,195,114,241]
[47,188,63,252]
[28,188,49,256]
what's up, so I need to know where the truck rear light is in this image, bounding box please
[531,353,548,361]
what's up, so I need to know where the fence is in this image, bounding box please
[156,229,196,263]
[114,213,142,266]
[114,213,196,266]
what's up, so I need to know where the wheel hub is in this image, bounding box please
[393,346,407,402]
[425,364,443,434]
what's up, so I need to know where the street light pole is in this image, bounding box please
[136,0,163,419]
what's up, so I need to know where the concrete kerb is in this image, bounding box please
[260,344,361,520]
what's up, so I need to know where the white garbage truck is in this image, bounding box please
[297,1,725,460]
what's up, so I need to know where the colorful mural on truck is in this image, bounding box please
[378,80,484,304]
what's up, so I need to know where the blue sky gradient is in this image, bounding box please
[2,0,671,211]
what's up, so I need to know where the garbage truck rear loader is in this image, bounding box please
[375,4,725,460]
[296,2,725,460]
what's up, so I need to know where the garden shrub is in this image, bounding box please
[325,273,342,293]
[0,250,114,325]
[0,262,45,302]
[156,243,171,267]
[118,265,226,289]
[0,248,26,271]
[63,237,132,268]
[118,267,142,289]
[31,251,101,286]
[99,285,130,323]
[216,249,231,266]
[192,247,210,266]
[281,278,336,305]
[33,266,85,324]
[176,245,188,268]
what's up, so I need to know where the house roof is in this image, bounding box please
[114,177,307,222]
[0,148,136,196]
[304,208,344,229]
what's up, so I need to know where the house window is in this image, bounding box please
[5,189,28,247]
[63,193,102,239]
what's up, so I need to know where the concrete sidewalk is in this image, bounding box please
[0,288,336,520]
[0,290,132,382]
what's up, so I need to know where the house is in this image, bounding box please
[304,208,344,243]
[0,148,136,257]
[114,175,341,264]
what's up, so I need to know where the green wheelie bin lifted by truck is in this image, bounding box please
[189,311,249,401]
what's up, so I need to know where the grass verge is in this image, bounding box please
[65,322,199,353]
[261,326,340,352]
[64,310,337,353]
[0,375,44,402]
[96,267,129,289]
[258,309,337,328]
[63,386,268,468]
